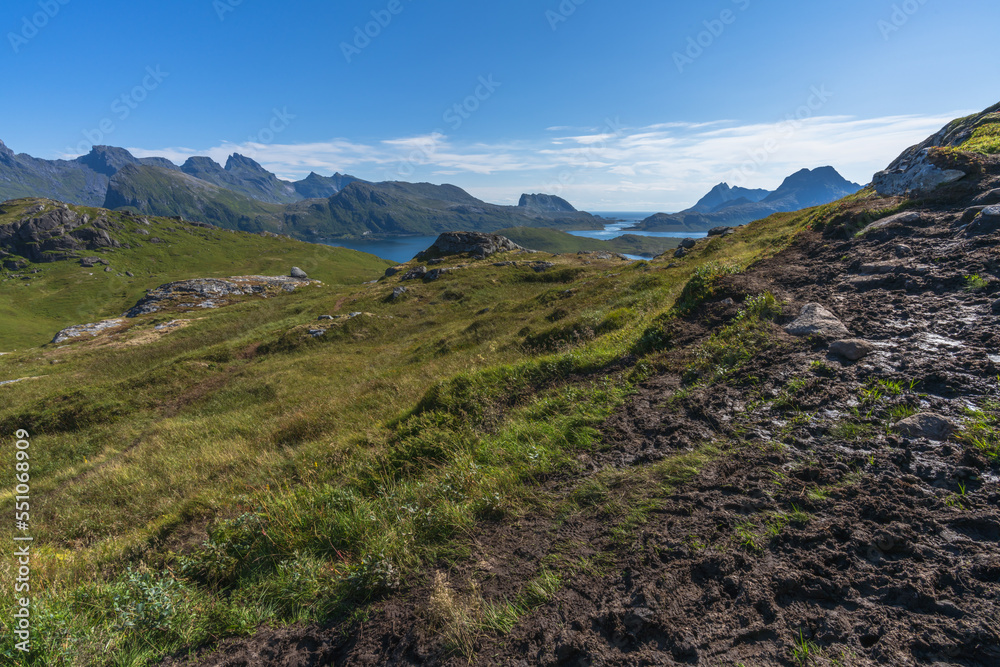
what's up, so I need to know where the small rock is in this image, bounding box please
[426,267,455,281]
[318,315,334,321]
[830,339,875,361]
[391,287,408,301]
[894,244,913,258]
[401,266,428,281]
[290,267,308,279]
[428,258,445,265]
[348,312,363,318]
[308,329,325,338]
[532,262,556,273]
[126,271,134,277]
[784,303,851,339]
[967,205,1000,235]
[973,188,1000,205]
[707,226,733,237]
[104,266,113,272]
[493,261,516,267]
[674,247,688,258]
[679,238,697,249]
[895,413,957,441]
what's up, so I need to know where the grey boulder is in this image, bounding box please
[895,413,956,441]
[830,339,874,361]
[290,267,308,279]
[784,303,851,339]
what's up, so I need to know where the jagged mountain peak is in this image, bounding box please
[76,145,140,177]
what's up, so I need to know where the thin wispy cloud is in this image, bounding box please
[125,111,961,211]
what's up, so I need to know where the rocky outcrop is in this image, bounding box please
[290,267,308,279]
[416,232,526,261]
[52,318,127,344]
[872,103,1000,197]
[0,202,121,263]
[872,149,966,197]
[125,276,313,318]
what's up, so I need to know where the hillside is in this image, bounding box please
[0,198,392,347]
[631,166,863,232]
[0,105,998,667]
[496,226,681,257]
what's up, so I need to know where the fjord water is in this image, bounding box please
[320,213,707,263]
[570,212,710,241]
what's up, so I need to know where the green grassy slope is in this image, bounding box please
[0,199,393,349]
[0,195,829,665]
[496,226,682,257]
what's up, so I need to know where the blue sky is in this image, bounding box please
[2,0,997,210]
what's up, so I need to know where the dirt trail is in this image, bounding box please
[163,178,1000,665]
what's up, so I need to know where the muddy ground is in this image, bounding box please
[163,176,1000,665]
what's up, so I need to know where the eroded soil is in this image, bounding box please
[163,178,1000,666]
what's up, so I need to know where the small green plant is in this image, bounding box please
[788,504,811,525]
[965,274,990,292]
[735,521,762,553]
[809,360,834,377]
[958,402,1000,460]
[792,629,823,665]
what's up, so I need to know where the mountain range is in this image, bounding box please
[629,166,863,232]
[0,141,602,239]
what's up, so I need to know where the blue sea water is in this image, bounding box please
[319,213,704,264]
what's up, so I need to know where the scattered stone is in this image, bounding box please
[104,266,113,272]
[148,237,165,244]
[401,266,428,281]
[308,329,326,338]
[391,287,408,301]
[426,268,455,281]
[290,267,308,279]
[966,205,1000,235]
[973,188,1000,205]
[427,258,445,266]
[125,271,134,278]
[674,247,688,259]
[866,211,922,232]
[894,244,913,258]
[894,413,957,441]
[680,238,697,249]
[384,265,406,277]
[318,315,334,321]
[960,206,987,224]
[784,303,851,339]
[830,339,875,361]
[493,261,516,267]
[348,312,363,318]
[52,318,126,344]
[416,232,526,261]
[707,226,733,237]
[532,262,556,272]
